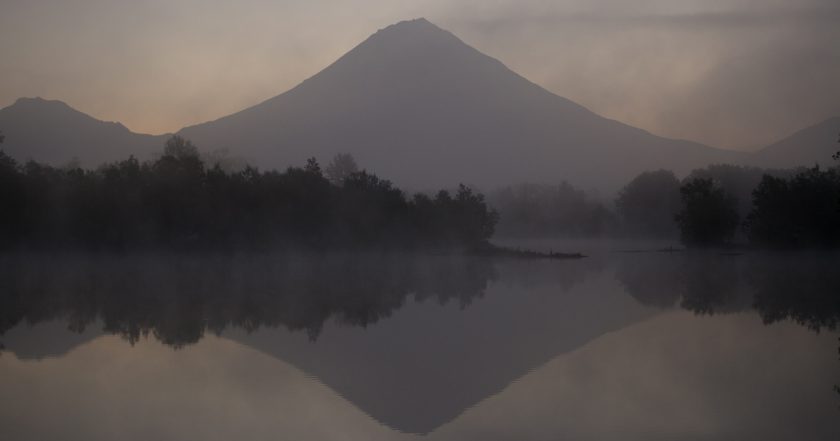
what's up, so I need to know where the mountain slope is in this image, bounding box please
[180,18,741,192]
[753,117,840,168]
[0,97,167,167]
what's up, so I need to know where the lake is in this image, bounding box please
[1,242,838,440]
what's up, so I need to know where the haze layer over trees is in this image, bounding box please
[0,137,498,251]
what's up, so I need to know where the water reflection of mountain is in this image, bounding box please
[0,252,658,433]
[227,259,650,433]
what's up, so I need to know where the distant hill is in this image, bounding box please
[752,117,840,169]
[178,18,741,193]
[0,97,166,167]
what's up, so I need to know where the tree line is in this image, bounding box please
[488,182,615,237]
[486,162,840,249]
[2,128,837,250]
[490,131,839,247]
[612,131,840,248]
[0,136,498,251]
[614,165,840,248]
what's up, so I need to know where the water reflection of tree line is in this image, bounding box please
[616,252,840,397]
[0,253,499,348]
[615,252,840,332]
[2,251,836,350]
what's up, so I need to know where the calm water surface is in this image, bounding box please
[1,242,838,440]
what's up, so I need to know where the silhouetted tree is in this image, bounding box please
[147,136,207,245]
[685,164,794,222]
[449,184,499,247]
[745,167,840,248]
[162,135,199,159]
[304,157,322,175]
[325,153,359,185]
[675,178,739,247]
[334,171,408,245]
[615,170,681,237]
[202,148,245,173]
[833,131,839,161]
[0,151,25,246]
[490,182,615,237]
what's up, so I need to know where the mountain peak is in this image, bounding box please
[378,17,437,32]
[177,19,735,193]
[4,97,128,128]
[11,96,75,112]
[360,17,462,51]
[394,17,432,25]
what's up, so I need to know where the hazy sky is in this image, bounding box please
[1,0,838,149]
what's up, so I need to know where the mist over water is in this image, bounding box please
[0,244,838,439]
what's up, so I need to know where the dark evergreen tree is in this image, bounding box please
[675,178,739,247]
[745,167,840,248]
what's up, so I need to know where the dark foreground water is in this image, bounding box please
[0,243,838,440]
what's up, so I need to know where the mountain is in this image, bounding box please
[0,97,166,167]
[0,19,760,192]
[179,18,741,193]
[752,117,840,169]
[0,256,656,434]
